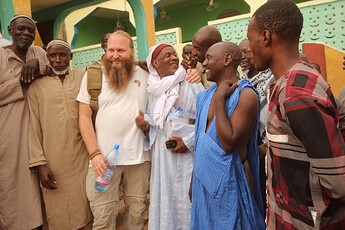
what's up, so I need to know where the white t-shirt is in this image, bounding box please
[77,66,150,165]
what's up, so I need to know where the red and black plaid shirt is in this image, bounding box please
[266,61,345,229]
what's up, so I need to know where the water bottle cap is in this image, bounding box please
[114,144,120,150]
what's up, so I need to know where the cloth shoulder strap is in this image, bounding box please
[87,62,102,126]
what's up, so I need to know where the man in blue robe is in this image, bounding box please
[191,41,265,229]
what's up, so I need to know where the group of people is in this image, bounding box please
[1,0,345,230]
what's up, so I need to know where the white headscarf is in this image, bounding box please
[146,44,186,129]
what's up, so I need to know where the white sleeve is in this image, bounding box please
[76,71,91,104]
[182,131,195,153]
[143,113,158,151]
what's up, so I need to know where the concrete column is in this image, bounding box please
[140,0,155,48]
[128,0,155,59]
[0,0,15,39]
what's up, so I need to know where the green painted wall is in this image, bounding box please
[0,0,15,39]
[51,0,148,59]
[30,0,316,52]
[154,0,250,42]
[74,17,115,48]
[74,16,135,48]
[70,0,251,47]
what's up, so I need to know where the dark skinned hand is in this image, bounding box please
[214,80,240,100]
[135,111,150,133]
[20,59,41,84]
[181,57,197,70]
[137,60,148,72]
[181,59,190,70]
[37,165,57,189]
[169,136,188,153]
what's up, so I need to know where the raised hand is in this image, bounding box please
[215,80,240,100]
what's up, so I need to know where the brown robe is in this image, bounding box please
[0,46,48,229]
[28,71,93,230]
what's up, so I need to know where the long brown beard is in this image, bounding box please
[103,55,135,91]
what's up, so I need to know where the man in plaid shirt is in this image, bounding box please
[247,0,345,229]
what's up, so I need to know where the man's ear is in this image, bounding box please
[152,60,159,69]
[69,52,73,61]
[224,53,233,66]
[263,30,271,47]
[8,25,13,36]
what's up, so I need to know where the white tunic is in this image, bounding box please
[147,79,204,230]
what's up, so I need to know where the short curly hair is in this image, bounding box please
[253,0,303,44]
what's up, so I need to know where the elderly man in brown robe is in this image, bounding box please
[0,15,48,229]
[28,39,93,230]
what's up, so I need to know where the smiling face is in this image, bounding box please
[152,46,179,78]
[8,17,35,51]
[239,39,253,73]
[103,31,135,91]
[202,43,225,82]
[106,34,134,69]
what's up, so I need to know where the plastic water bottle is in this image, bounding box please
[94,144,120,192]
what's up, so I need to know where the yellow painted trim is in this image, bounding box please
[324,46,345,97]
[141,0,155,47]
[34,31,44,48]
[12,0,31,15]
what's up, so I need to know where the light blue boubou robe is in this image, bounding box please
[191,79,265,230]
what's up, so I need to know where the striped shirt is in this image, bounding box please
[266,61,345,229]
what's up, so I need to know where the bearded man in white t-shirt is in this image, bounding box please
[77,30,150,230]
